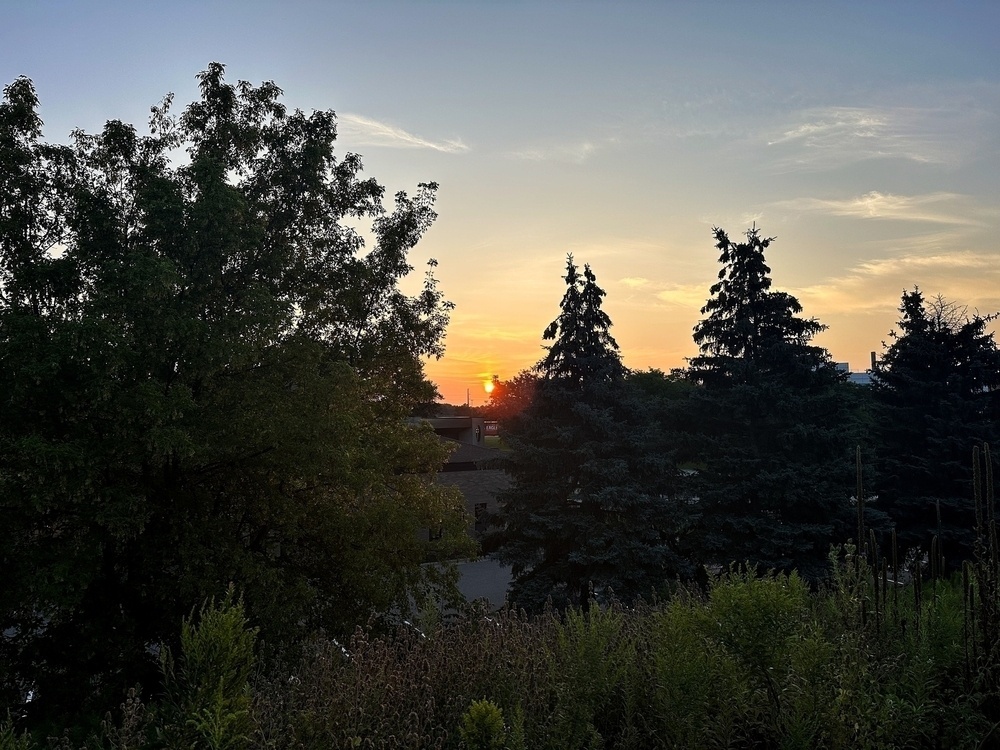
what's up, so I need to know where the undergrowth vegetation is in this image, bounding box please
[7,553,1000,750]
[5,450,999,748]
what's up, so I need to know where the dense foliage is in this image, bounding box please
[0,66,472,725]
[11,543,1000,750]
[684,226,871,580]
[872,289,1000,566]
[488,257,687,611]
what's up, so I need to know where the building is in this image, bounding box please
[411,416,512,607]
[410,416,508,538]
[835,359,874,386]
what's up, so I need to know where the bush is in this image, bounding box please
[157,590,258,750]
[458,700,506,750]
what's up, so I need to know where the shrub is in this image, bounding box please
[458,700,506,750]
[157,590,258,750]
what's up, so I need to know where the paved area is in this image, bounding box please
[455,557,512,610]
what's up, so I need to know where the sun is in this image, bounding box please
[483,379,495,394]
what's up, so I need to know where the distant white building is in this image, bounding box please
[835,359,873,386]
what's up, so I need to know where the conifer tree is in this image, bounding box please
[489,256,687,611]
[685,226,865,580]
[873,289,1000,565]
[689,226,830,387]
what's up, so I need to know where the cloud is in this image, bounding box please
[656,283,709,309]
[765,105,962,169]
[797,250,1000,315]
[619,277,650,288]
[338,113,469,153]
[768,108,887,148]
[773,191,983,226]
[509,140,598,164]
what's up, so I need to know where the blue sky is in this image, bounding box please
[4,1,999,403]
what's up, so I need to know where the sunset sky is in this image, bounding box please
[4,1,999,404]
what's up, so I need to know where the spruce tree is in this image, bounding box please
[489,256,687,611]
[689,226,829,387]
[872,289,1000,565]
[685,226,865,581]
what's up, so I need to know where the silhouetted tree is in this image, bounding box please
[485,371,539,428]
[685,226,867,580]
[689,226,830,387]
[489,256,688,611]
[872,289,1000,565]
[0,65,472,725]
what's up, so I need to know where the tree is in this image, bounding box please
[0,65,472,725]
[684,226,867,581]
[872,289,1000,564]
[484,370,539,429]
[488,256,688,611]
[689,226,829,387]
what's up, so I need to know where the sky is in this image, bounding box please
[3,1,999,405]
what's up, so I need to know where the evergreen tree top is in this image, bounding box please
[538,255,624,386]
[689,225,832,387]
[874,288,1000,396]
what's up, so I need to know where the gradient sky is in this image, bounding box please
[4,1,999,404]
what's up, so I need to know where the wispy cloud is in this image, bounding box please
[509,140,599,164]
[773,191,983,226]
[656,283,709,309]
[768,108,888,148]
[853,251,998,279]
[338,113,469,153]
[765,106,959,169]
[619,277,650,288]
[797,250,1000,315]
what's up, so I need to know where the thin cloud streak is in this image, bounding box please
[619,277,650,288]
[508,133,625,164]
[798,251,1000,315]
[768,108,888,147]
[338,113,469,153]
[765,105,962,169]
[656,283,708,309]
[509,140,598,164]
[774,191,982,225]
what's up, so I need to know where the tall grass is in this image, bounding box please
[11,449,1000,749]
[9,566,999,750]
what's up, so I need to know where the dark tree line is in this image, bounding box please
[872,290,1000,565]
[4,61,1000,736]
[490,226,1000,609]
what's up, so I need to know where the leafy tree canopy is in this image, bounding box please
[0,64,471,725]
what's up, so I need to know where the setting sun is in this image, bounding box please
[483,379,495,394]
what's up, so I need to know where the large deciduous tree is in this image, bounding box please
[489,257,688,611]
[872,289,1000,565]
[685,226,867,581]
[0,65,472,724]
